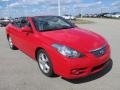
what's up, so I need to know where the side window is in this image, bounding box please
[12,18,21,28]
[12,17,32,29]
[20,18,31,28]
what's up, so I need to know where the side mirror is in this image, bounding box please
[22,26,32,33]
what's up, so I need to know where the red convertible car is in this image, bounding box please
[6,16,110,79]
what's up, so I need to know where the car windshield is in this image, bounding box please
[32,16,76,31]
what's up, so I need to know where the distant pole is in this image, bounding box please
[58,0,61,16]
[80,9,82,18]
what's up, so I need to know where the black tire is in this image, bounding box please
[37,49,54,77]
[8,36,17,50]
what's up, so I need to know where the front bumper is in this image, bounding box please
[62,57,110,79]
[50,44,110,79]
[58,47,110,79]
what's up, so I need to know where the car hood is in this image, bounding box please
[40,28,106,52]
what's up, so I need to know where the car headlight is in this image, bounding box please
[52,44,84,58]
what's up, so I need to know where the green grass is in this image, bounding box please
[71,19,94,24]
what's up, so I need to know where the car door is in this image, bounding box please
[17,18,37,58]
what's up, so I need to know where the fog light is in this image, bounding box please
[71,69,84,75]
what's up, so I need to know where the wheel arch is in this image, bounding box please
[35,47,44,61]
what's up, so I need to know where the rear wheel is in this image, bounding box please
[37,49,54,77]
[8,36,17,50]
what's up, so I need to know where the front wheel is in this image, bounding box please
[37,49,54,77]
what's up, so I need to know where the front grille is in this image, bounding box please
[91,45,106,57]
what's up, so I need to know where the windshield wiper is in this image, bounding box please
[60,25,74,29]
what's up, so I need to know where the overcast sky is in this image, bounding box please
[0,0,120,17]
